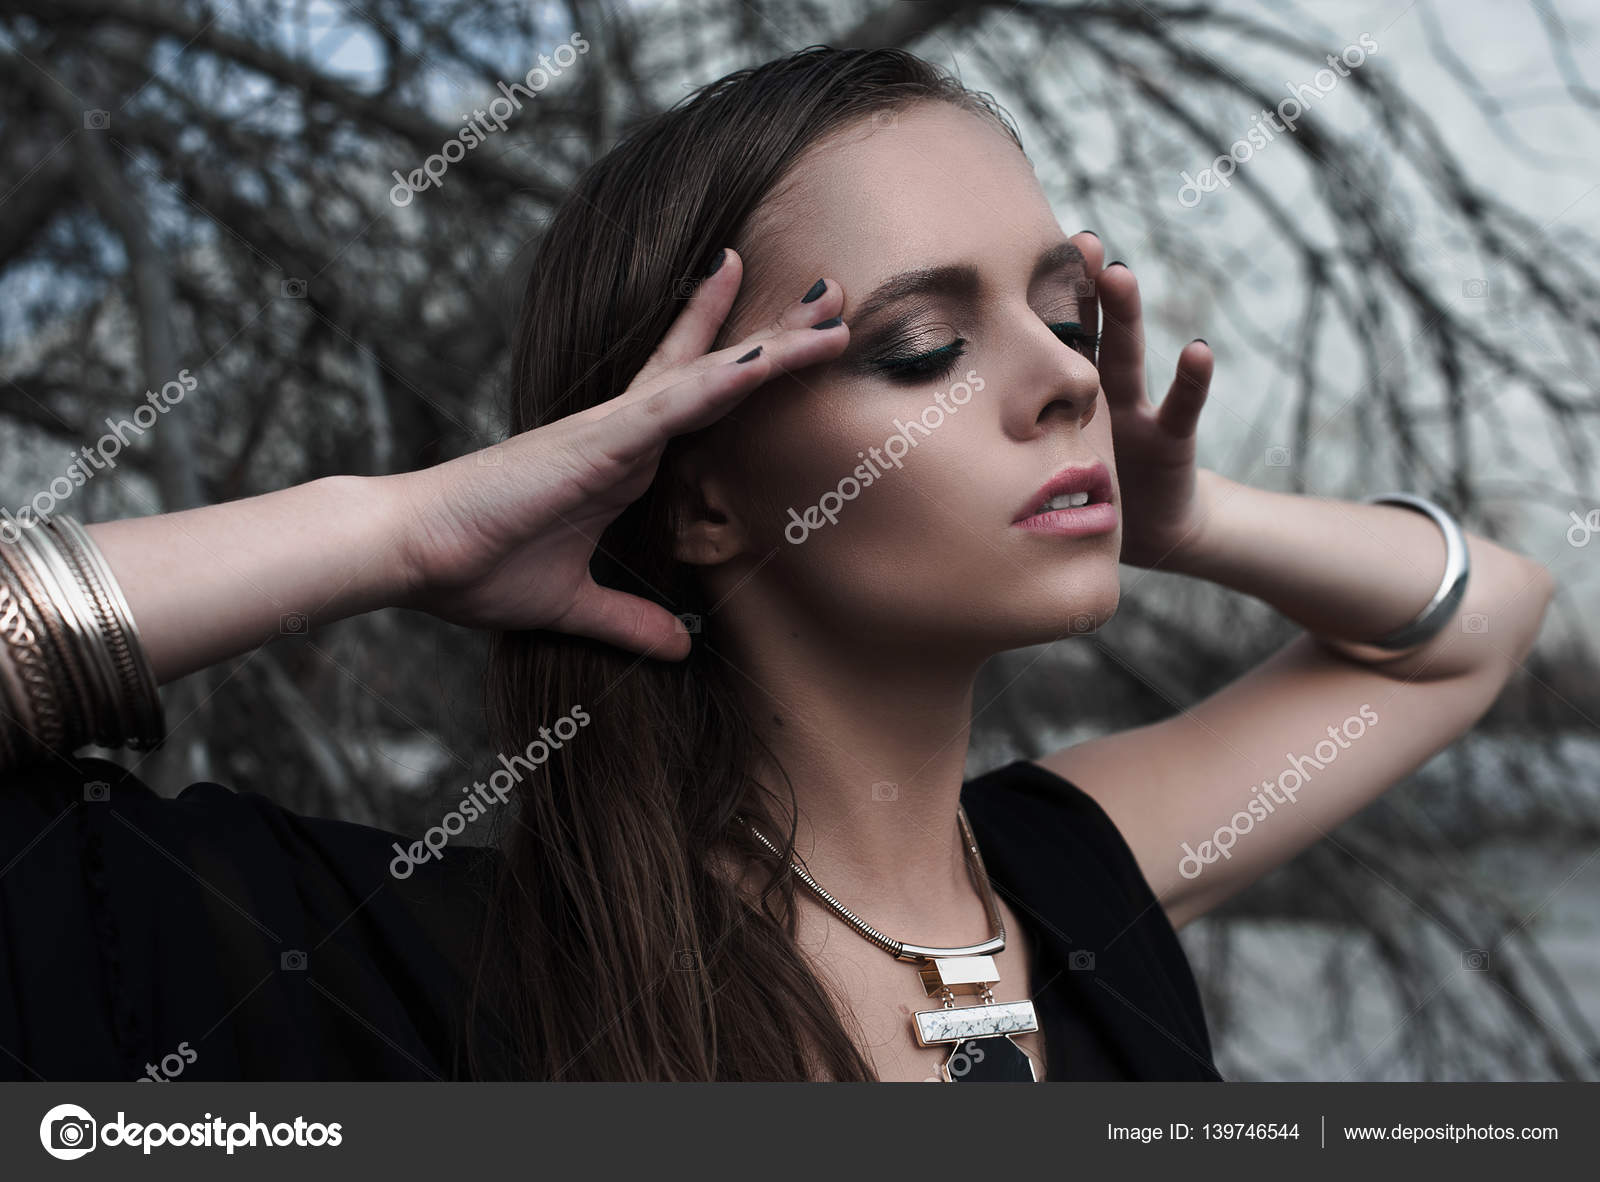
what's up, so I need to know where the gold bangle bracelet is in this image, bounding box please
[12,520,121,748]
[53,516,164,749]
[0,573,54,760]
[0,537,82,751]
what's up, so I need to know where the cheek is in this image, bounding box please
[740,393,1010,614]
[729,381,1121,644]
[740,386,978,548]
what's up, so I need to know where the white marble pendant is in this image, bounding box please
[912,998,1038,1045]
[912,999,1040,1082]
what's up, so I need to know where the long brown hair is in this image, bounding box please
[465,45,1024,1081]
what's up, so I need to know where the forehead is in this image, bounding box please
[728,102,1062,335]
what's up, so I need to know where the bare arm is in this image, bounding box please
[1,253,851,753]
[85,475,405,685]
[1039,234,1553,931]
[1043,469,1554,930]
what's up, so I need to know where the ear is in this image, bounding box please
[667,445,751,566]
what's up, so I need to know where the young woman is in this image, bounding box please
[0,47,1552,1083]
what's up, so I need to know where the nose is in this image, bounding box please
[1002,319,1101,438]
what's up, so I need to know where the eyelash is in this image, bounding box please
[873,322,1100,383]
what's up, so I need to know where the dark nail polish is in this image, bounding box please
[704,248,727,278]
[1077,229,1099,240]
[736,346,762,363]
[811,315,842,330]
[1192,337,1208,346]
[800,279,827,303]
[1107,259,1126,269]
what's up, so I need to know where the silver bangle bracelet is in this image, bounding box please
[0,514,167,760]
[51,515,166,750]
[1358,492,1471,650]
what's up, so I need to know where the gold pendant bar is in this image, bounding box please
[912,999,1039,1047]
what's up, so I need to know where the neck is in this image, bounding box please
[725,616,994,947]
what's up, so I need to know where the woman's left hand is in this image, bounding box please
[1069,232,1216,570]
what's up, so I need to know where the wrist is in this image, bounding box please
[1161,466,1234,577]
[316,472,424,613]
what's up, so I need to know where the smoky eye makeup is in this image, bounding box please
[1045,320,1100,364]
[855,316,1099,385]
[845,264,1101,383]
[849,318,969,383]
[870,338,969,383]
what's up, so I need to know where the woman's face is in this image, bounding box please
[698,100,1121,661]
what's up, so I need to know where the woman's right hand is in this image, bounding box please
[390,250,847,660]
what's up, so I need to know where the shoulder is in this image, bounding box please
[6,753,496,917]
[961,758,1220,1080]
[960,757,1156,899]
[0,754,499,1080]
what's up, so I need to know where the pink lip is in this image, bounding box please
[1012,462,1118,537]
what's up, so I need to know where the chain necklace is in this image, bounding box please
[741,806,1040,1082]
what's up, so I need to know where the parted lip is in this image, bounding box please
[1014,462,1114,522]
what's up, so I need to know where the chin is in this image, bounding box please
[976,574,1121,652]
[1049,565,1122,636]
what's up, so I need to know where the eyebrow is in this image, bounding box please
[847,239,1087,329]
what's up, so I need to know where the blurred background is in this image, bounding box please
[1,0,1597,1080]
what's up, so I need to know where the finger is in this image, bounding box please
[604,318,850,456]
[1096,260,1149,410]
[1156,339,1213,439]
[634,247,745,383]
[1069,228,1104,274]
[557,583,693,661]
[758,276,846,337]
[621,275,845,406]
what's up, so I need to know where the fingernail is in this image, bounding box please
[736,346,762,363]
[704,248,727,278]
[811,315,842,330]
[1106,259,1126,269]
[1192,337,1208,346]
[1077,229,1099,240]
[800,279,827,303]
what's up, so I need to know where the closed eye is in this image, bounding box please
[868,319,1098,385]
[871,338,968,383]
[1047,321,1099,364]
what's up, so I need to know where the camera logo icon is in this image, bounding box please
[1069,949,1096,971]
[83,780,111,802]
[40,1103,97,1159]
[281,949,308,970]
[870,780,898,801]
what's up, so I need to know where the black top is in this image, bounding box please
[0,754,1219,1082]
